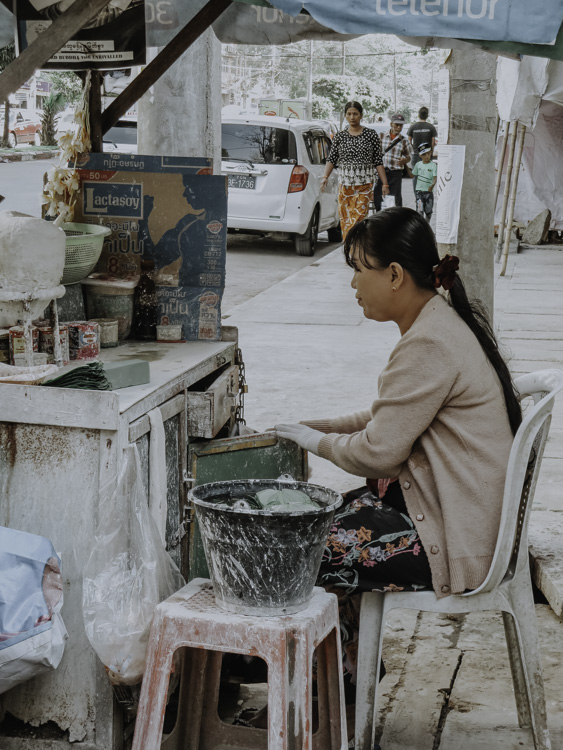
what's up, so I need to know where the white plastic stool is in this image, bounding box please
[132,578,347,750]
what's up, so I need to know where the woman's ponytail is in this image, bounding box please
[448,275,522,435]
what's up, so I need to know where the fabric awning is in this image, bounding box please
[401,22,563,62]
[256,0,563,46]
[2,1,563,61]
[224,1,563,61]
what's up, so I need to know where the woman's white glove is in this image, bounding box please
[275,423,323,455]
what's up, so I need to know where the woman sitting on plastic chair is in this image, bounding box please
[276,207,521,717]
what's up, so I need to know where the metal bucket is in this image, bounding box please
[189,476,342,616]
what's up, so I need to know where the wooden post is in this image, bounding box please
[494,120,509,208]
[101,0,232,135]
[495,121,517,262]
[0,0,113,104]
[89,70,103,152]
[500,123,526,276]
[438,48,497,316]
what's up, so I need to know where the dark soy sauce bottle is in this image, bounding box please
[133,259,158,340]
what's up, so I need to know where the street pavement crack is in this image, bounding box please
[432,650,465,749]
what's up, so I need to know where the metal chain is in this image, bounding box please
[235,347,247,425]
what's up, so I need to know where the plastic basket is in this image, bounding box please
[61,223,111,285]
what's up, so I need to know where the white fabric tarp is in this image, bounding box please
[495,58,563,230]
[495,101,563,230]
[496,55,563,127]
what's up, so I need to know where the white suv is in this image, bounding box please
[221,114,341,256]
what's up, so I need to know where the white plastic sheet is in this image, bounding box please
[436,145,466,244]
[148,408,167,547]
[0,527,67,694]
[82,445,184,686]
[495,101,563,230]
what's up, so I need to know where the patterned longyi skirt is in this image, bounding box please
[338,183,373,240]
[317,483,433,697]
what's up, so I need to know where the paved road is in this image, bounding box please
[0,159,341,312]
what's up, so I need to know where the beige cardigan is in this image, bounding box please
[303,295,514,598]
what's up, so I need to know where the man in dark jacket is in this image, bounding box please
[408,107,437,198]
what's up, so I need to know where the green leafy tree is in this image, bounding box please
[311,95,332,119]
[0,43,16,148]
[354,79,390,120]
[41,91,66,146]
[46,72,83,106]
[221,36,445,124]
[312,75,352,120]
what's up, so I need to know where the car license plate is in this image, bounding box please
[228,174,256,190]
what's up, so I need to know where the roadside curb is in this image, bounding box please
[0,148,59,163]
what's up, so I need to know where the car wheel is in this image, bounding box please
[327,222,342,243]
[34,131,41,146]
[295,207,319,257]
[7,132,17,148]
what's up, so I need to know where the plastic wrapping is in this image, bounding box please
[82,445,184,686]
[0,526,68,694]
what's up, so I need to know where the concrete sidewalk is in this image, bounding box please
[0,146,58,162]
[226,240,563,749]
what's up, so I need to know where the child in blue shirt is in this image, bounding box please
[412,142,437,221]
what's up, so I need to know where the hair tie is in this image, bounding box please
[433,254,460,291]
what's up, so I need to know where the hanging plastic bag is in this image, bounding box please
[82,444,185,686]
[382,195,396,209]
[0,527,68,694]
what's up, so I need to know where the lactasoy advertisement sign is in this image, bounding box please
[74,153,227,341]
[83,182,143,218]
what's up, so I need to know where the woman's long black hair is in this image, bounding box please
[344,207,522,435]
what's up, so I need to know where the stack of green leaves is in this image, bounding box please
[42,362,111,390]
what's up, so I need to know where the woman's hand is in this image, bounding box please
[275,424,323,455]
[382,184,390,196]
[320,175,329,193]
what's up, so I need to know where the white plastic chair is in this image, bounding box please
[355,368,563,750]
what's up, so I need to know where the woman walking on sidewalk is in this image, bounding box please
[321,101,390,241]
[276,207,520,705]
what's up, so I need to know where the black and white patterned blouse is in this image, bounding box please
[327,128,383,187]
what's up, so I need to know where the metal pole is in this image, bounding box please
[495,121,517,262]
[494,119,509,208]
[307,40,313,103]
[500,123,526,276]
[341,41,346,76]
[393,54,397,111]
[271,45,276,95]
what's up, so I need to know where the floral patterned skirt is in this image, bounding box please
[338,183,373,241]
[317,484,432,697]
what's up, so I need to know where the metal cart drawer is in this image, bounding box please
[187,365,239,438]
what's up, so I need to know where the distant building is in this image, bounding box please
[9,74,52,111]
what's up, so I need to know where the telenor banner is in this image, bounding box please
[267,0,563,46]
